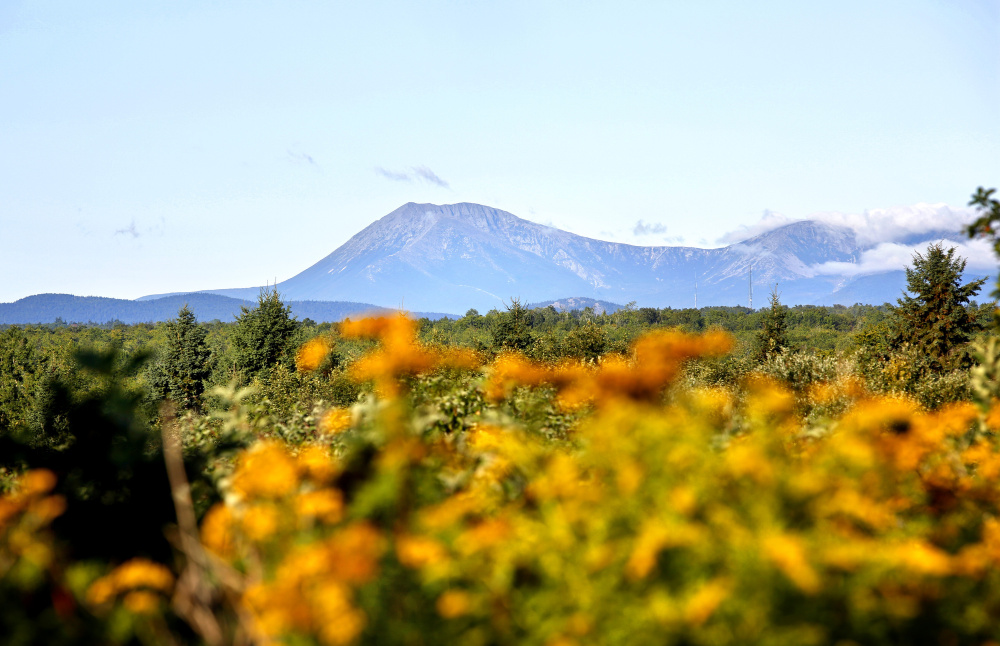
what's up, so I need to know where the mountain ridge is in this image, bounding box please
[0,293,454,325]
[134,201,993,313]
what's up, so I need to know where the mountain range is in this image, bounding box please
[0,293,452,326]
[139,202,994,313]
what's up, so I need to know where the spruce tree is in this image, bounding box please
[230,287,299,381]
[892,243,985,370]
[755,287,789,362]
[491,298,534,353]
[164,305,212,411]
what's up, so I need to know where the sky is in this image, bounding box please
[1,0,998,302]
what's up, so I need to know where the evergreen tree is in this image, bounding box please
[755,287,789,362]
[563,321,609,361]
[491,298,534,353]
[164,305,212,411]
[891,243,986,369]
[231,288,299,381]
[0,327,44,433]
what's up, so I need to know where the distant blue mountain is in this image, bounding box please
[0,293,452,325]
[139,202,994,312]
[527,297,625,315]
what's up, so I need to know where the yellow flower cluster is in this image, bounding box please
[243,523,384,645]
[0,469,65,577]
[296,336,332,372]
[86,558,175,614]
[486,328,733,408]
[209,442,343,551]
[320,407,353,435]
[341,314,480,396]
[180,320,1000,644]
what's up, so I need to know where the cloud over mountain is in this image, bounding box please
[375,166,450,187]
[721,203,979,247]
[809,238,996,278]
[632,220,668,236]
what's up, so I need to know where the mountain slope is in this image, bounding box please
[138,202,991,313]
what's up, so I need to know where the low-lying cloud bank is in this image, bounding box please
[721,203,979,247]
[807,238,996,278]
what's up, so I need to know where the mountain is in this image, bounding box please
[0,293,454,325]
[138,202,994,313]
[527,297,626,315]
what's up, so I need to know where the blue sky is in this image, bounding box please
[1,0,998,302]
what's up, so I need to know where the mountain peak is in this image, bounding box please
[137,201,984,313]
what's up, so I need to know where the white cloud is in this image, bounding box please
[808,238,996,277]
[721,203,979,247]
[632,219,668,236]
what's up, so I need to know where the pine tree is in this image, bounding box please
[230,288,299,381]
[164,305,212,411]
[755,287,789,362]
[892,243,986,370]
[491,298,534,353]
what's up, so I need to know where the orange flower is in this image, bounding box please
[320,408,353,435]
[437,590,472,618]
[296,336,331,372]
[87,558,174,608]
[232,441,300,499]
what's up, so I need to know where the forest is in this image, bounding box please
[1,188,1000,645]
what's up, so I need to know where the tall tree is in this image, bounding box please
[231,288,299,381]
[892,242,985,369]
[164,305,212,411]
[491,298,534,353]
[755,287,789,362]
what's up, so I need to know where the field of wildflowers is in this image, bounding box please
[3,312,1000,644]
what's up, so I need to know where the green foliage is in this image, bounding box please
[561,320,609,361]
[491,298,534,353]
[0,327,45,434]
[754,287,789,362]
[966,186,1000,260]
[891,242,985,371]
[230,287,299,382]
[163,305,213,411]
[0,348,178,559]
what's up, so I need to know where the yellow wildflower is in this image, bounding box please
[296,336,331,372]
[122,590,162,614]
[313,581,366,646]
[320,408,353,435]
[396,534,449,569]
[87,558,174,608]
[19,469,57,496]
[295,489,344,524]
[986,399,1000,431]
[762,534,820,594]
[455,518,511,556]
[297,444,339,483]
[326,523,385,584]
[683,578,730,625]
[241,503,281,541]
[232,441,300,499]
[891,540,952,576]
[200,503,236,559]
[436,589,472,618]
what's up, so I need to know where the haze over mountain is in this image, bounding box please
[139,202,994,314]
